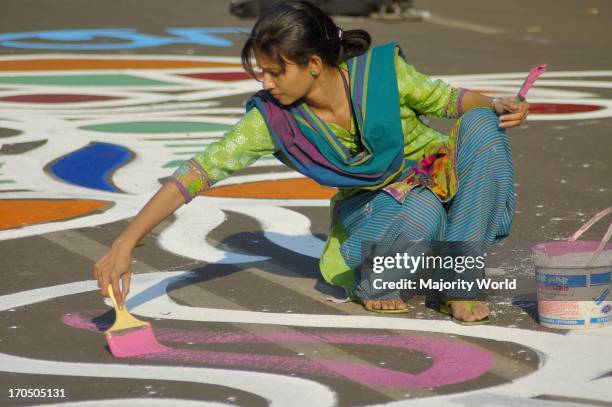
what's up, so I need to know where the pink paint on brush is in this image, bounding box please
[105,326,171,358]
[518,64,547,101]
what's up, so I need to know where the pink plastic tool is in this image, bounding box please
[517,64,547,101]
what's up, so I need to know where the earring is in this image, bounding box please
[310,70,318,77]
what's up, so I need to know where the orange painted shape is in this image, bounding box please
[0,199,112,230]
[201,178,336,199]
[0,59,242,71]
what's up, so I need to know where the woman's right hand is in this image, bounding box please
[93,242,133,310]
[92,181,188,310]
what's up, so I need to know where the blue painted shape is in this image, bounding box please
[49,142,132,192]
[0,28,249,50]
[167,28,238,47]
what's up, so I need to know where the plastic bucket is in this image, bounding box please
[532,207,612,329]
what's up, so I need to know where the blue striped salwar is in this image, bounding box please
[335,107,515,300]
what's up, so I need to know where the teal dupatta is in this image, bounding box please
[246,42,413,190]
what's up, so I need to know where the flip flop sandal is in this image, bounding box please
[438,300,491,325]
[357,298,410,314]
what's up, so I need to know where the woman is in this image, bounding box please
[94,0,528,324]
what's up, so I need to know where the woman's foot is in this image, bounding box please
[361,298,407,313]
[449,301,490,323]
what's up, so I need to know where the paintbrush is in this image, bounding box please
[104,284,168,358]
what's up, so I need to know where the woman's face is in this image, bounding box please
[254,51,316,105]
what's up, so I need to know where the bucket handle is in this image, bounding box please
[567,206,612,268]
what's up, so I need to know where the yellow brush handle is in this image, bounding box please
[107,283,122,309]
[106,284,149,333]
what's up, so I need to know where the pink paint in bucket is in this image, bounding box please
[532,207,612,329]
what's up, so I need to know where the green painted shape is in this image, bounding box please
[0,74,174,87]
[165,144,210,148]
[163,160,187,169]
[0,179,15,184]
[82,122,231,134]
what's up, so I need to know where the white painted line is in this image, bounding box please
[426,14,506,35]
[159,200,270,264]
[228,205,326,258]
[34,400,231,407]
[0,352,335,407]
[2,274,611,405]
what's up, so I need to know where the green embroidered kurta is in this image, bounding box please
[171,51,468,290]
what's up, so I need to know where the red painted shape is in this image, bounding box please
[181,72,253,81]
[529,103,601,114]
[0,94,120,103]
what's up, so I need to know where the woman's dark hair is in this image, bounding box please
[241,0,371,80]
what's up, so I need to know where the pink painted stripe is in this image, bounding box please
[63,312,494,388]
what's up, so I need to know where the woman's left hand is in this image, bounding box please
[493,97,530,128]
